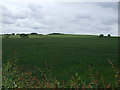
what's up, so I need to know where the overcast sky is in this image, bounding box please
[0,2,118,35]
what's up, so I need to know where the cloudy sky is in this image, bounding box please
[0,1,118,35]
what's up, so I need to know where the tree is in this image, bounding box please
[30,33,38,35]
[12,33,15,35]
[99,34,104,37]
[108,34,111,37]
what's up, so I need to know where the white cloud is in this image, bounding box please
[0,2,118,35]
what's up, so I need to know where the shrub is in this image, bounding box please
[2,57,41,88]
[99,34,104,37]
[12,33,15,35]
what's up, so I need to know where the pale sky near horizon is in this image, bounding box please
[0,1,118,36]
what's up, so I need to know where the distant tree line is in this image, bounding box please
[16,33,43,35]
[2,32,112,38]
[3,32,43,38]
[48,33,65,35]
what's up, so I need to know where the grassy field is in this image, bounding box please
[2,35,118,85]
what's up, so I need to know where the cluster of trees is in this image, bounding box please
[99,34,111,37]
[2,33,43,35]
[4,33,15,35]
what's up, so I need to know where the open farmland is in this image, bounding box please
[2,35,118,84]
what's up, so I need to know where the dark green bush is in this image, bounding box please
[99,34,104,37]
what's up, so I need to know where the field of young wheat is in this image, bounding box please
[2,35,119,88]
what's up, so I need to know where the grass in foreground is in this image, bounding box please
[2,56,120,88]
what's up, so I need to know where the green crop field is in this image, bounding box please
[2,35,119,85]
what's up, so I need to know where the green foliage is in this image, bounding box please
[2,57,120,88]
[2,56,58,88]
[2,57,40,88]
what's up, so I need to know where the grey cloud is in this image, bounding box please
[100,18,117,25]
[28,4,42,12]
[94,2,118,9]
[1,6,14,24]
[1,2,118,36]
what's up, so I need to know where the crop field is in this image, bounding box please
[2,35,119,84]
